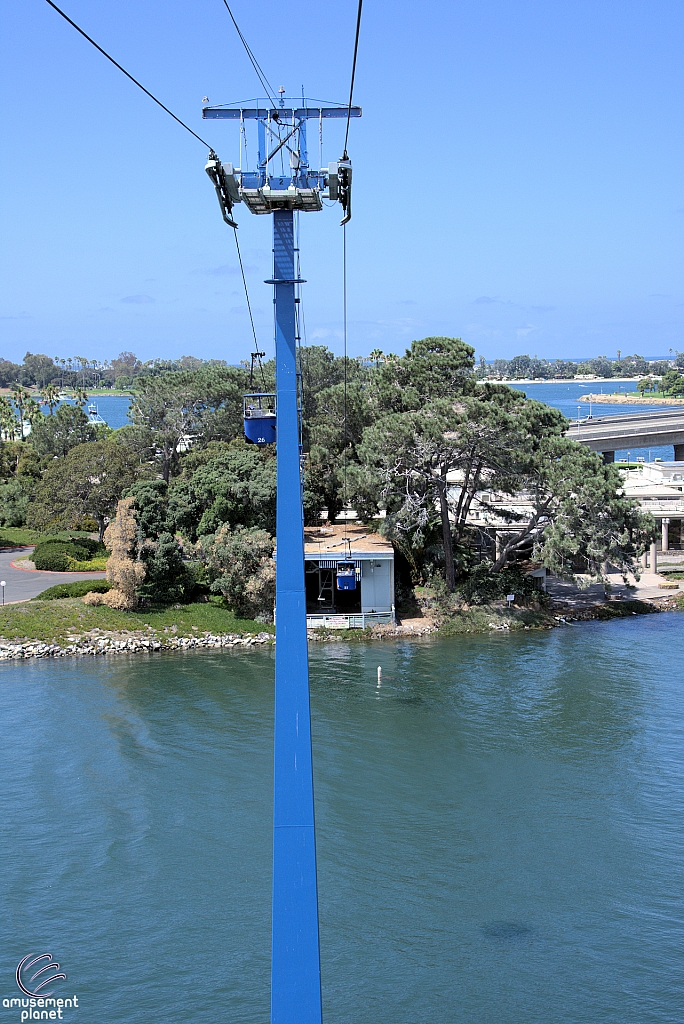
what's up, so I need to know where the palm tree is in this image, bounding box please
[0,397,19,441]
[368,348,384,370]
[24,397,44,431]
[74,386,89,408]
[40,383,60,415]
[10,385,30,440]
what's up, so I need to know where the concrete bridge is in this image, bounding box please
[567,409,684,462]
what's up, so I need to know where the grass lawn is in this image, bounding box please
[0,528,98,549]
[0,527,43,548]
[0,597,271,644]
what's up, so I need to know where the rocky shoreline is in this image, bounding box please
[0,597,680,661]
[0,631,274,661]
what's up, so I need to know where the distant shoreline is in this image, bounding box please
[0,388,132,397]
[507,377,639,385]
[578,393,684,406]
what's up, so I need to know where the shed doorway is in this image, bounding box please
[305,561,361,615]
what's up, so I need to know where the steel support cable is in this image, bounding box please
[343,0,364,155]
[43,0,214,149]
[233,227,266,389]
[219,0,278,108]
[342,223,349,543]
[340,0,363,543]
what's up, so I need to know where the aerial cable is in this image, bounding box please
[342,223,349,545]
[340,0,363,541]
[232,227,266,389]
[43,0,214,150]
[219,0,278,108]
[343,0,363,155]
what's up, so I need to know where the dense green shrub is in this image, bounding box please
[33,539,91,563]
[0,481,30,527]
[33,549,71,572]
[139,532,189,604]
[69,537,104,556]
[32,580,112,601]
[200,525,275,618]
[456,562,545,606]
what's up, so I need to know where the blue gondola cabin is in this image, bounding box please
[336,562,356,591]
[243,393,276,446]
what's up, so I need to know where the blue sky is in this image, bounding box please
[1,0,683,365]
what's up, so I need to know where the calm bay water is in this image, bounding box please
[509,381,681,461]
[1,613,683,1022]
[60,384,681,461]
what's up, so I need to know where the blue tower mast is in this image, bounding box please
[203,96,360,1024]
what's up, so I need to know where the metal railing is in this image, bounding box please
[306,612,394,630]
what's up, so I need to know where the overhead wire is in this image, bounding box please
[343,0,364,155]
[219,0,278,108]
[341,0,364,542]
[233,228,266,389]
[342,223,349,543]
[43,0,214,149]
[42,2,268,395]
[215,1,282,385]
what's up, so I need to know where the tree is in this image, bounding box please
[585,356,614,378]
[637,377,654,397]
[10,385,31,440]
[126,479,172,540]
[168,440,276,540]
[110,351,143,380]
[200,524,275,618]
[139,532,188,604]
[0,481,30,527]
[19,352,55,388]
[0,397,20,441]
[375,337,475,413]
[490,438,652,578]
[129,366,247,482]
[354,391,564,589]
[0,359,21,387]
[40,384,61,415]
[508,354,532,378]
[27,438,150,540]
[87,497,146,610]
[30,404,95,457]
[352,382,644,590]
[661,370,684,397]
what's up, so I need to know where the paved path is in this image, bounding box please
[0,547,106,604]
[547,571,683,609]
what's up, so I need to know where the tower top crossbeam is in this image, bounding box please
[202,96,362,120]
[203,96,359,223]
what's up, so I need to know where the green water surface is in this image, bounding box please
[1,614,683,1022]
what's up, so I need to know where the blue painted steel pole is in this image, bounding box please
[271,208,323,1024]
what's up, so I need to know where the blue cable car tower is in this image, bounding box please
[203,95,361,1023]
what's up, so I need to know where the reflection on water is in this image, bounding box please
[1,615,683,1022]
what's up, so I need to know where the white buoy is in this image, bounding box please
[377,666,382,686]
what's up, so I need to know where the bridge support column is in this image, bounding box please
[662,518,670,553]
[674,443,684,462]
[650,542,657,573]
[602,451,615,464]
